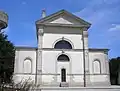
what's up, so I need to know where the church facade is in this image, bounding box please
[13,10,110,87]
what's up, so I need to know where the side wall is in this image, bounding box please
[89,51,110,85]
[13,48,37,83]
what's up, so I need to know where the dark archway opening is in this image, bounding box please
[54,40,72,49]
[57,54,70,62]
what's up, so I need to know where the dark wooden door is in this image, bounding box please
[61,68,66,82]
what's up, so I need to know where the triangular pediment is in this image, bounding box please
[36,10,91,26]
[50,17,73,24]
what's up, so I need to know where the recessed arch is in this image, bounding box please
[53,38,74,49]
[23,57,32,73]
[93,59,101,74]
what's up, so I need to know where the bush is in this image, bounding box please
[0,78,37,91]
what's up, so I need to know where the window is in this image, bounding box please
[54,40,72,49]
[93,59,101,74]
[23,58,32,73]
[57,54,70,62]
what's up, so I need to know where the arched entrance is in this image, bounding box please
[57,54,70,83]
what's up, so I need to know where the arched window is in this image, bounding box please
[23,58,32,73]
[57,54,70,62]
[93,59,101,74]
[54,40,72,49]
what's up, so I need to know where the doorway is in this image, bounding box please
[61,68,66,82]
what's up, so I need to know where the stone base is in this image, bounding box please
[34,86,120,91]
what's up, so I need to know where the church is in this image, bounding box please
[13,9,110,87]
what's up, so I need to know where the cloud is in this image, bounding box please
[74,0,120,58]
[75,0,119,25]
[108,24,120,32]
[74,0,120,36]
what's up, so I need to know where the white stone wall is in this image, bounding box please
[13,49,36,83]
[89,51,107,74]
[42,33,83,49]
[13,49,110,86]
[41,33,110,86]
[89,51,110,85]
[42,51,84,83]
[41,33,84,85]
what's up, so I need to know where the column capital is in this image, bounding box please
[83,31,88,37]
[38,28,44,36]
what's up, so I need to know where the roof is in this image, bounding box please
[89,48,109,52]
[15,46,37,50]
[36,9,91,28]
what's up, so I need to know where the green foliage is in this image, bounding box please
[0,32,15,83]
[109,57,120,85]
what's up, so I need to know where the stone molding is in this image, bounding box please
[15,46,109,51]
[39,48,108,52]
[36,86,120,90]
[14,73,109,75]
[37,23,90,28]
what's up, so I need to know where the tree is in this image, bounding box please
[0,32,15,83]
[109,57,120,85]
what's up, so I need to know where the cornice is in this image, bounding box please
[15,47,109,53]
[36,23,90,29]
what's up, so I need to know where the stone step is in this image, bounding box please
[60,82,69,87]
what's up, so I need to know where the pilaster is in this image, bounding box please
[82,29,90,86]
[104,51,110,85]
[36,28,44,85]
